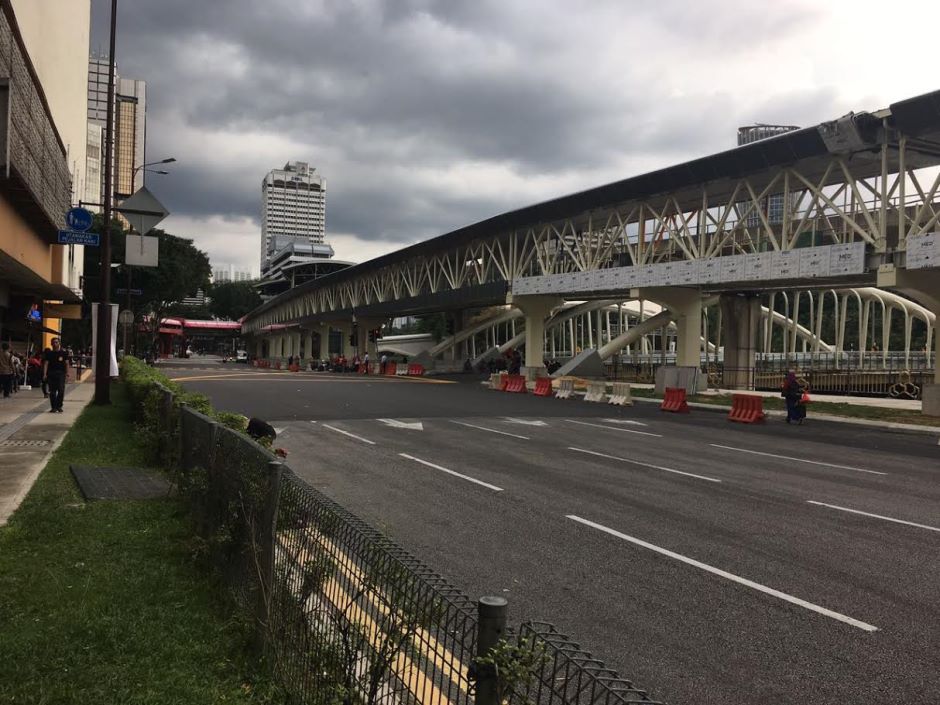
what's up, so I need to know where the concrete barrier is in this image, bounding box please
[556,378,575,399]
[608,382,633,406]
[584,381,607,403]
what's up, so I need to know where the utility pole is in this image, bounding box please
[94,0,118,404]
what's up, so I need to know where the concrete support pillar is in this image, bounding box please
[878,266,940,414]
[636,287,703,369]
[507,294,561,375]
[719,293,761,390]
[331,321,354,357]
[450,310,465,361]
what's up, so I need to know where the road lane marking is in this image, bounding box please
[450,420,529,440]
[503,418,547,427]
[568,447,721,483]
[565,419,663,438]
[321,424,376,445]
[378,419,424,431]
[399,453,503,492]
[709,444,886,476]
[566,515,879,632]
[807,501,940,533]
[602,418,649,426]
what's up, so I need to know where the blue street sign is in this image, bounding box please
[65,207,94,232]
[57,230,100,246]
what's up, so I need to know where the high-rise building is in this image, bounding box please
[84,122,103,206]
[736,124,799,228]
[87,55,147,206]
[260,161,326,273]
[213,265,254,283]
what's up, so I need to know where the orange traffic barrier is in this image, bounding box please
[728,394,765,423]
[660,387,689,413]
[385,363,397,376]
[407,364,425,376]
[533,377,552,397]
[274,361,282,370]
[504,374,527,393]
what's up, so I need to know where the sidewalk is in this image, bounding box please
[0,379,95,525]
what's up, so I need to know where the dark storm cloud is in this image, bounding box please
[91,0,840,266]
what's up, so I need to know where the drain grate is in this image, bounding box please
[0,439,50,447]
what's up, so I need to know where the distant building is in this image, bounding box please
[213,265,254,283]
[180,288,208,308]
[260,161,326,273]
[87,54,147,207]
[736,124,800,228]
[256,241,353,299]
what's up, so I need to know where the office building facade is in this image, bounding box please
[213,265,254,283]
[260,161,326,273]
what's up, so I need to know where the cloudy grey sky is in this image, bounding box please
[92,0,939,275]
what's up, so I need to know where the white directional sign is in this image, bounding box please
[125,234,159,267]
[906,232,940,270]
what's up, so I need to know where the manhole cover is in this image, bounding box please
[70,465,172,500]
[0,439,50,447]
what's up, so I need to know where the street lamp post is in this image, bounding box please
[94,0,118,405]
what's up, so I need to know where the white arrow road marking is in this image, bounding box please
[566,515,878,632]
[378,419,424,431]
[601,418,648,426]
[503,418,548,426]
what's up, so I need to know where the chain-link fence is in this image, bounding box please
[161,386,664,705]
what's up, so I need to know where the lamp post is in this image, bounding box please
[94,0,118,405]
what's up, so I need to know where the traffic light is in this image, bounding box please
[368,328,380,343]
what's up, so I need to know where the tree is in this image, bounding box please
[208,280,262,321]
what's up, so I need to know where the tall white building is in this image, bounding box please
[260,161,326,273]
[213,265,254,283]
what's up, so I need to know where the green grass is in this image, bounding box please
[629,386,940,427]
[0,384,282,705]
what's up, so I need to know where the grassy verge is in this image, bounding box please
[627,386,940,427]
[0,384,281,704]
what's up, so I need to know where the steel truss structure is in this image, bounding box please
[244,93,940,336]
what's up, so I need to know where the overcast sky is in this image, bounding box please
[91,0,939,276]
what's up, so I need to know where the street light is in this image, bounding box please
[132,157,176,183]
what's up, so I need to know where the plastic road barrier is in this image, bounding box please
[396,363,409,376]
[728,393,766,423]
[660,387,690,413]
[608,382,633,406]
[504,374,527,393]
[407,364,425,376]
[533,377,553,397]
[489,373,503,390]
[556,378,574,399]
[584,381,607,403]
[274,361,282,370]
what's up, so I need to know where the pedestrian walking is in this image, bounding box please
[782,371,806,424]
[0,343,13,398]
[363,351,370,373]
[43,338,70,413]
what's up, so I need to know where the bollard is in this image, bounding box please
[475,596,508,705]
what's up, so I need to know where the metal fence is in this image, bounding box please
[161,391,663,705]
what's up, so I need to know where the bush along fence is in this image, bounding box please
[121,357,663,705]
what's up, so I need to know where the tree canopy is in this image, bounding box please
[208,280,262,321]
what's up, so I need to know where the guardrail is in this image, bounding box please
[140,379,663,704]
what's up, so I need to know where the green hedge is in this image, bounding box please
[120,357,248,464]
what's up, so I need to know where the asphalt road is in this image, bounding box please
[172,367,940,705]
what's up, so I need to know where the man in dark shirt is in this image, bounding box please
[42,338,69,413]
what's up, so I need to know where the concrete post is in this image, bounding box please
[719,293,761,390]
[878,266,940,415]
[506,294,561,375]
